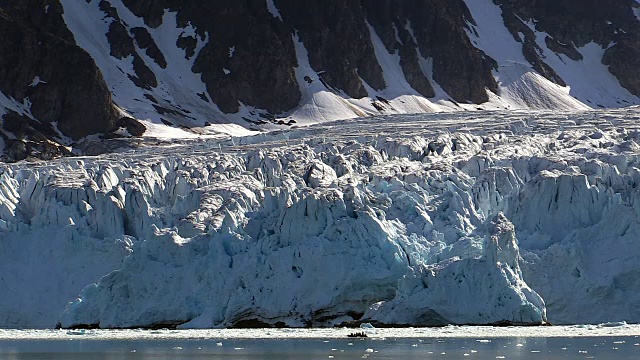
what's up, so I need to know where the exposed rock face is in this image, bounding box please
[496,0,640,95]
[100,0,158,90]
[0,0,119,161]
[118,116,146,137]
[121,0,301,114]
[363,0,498,102]
[603,35,640,97]
[0,0,74,41]
[278,0,386,99]
[119,0,497,107]
[1,0,640,161]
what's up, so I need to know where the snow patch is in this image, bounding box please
[464,0,638,110]
[392,23,403,45]
[287,34,365,124]
[59,0,253,138]
[416,54,464,109]
[529,27,639,108]
[493,63,590,110]
[404,20,418,44]
[349,23,445,114]
[29,76,47,87]
[464,0,527,66]
[266,0,283,20]
[0,90,35,119]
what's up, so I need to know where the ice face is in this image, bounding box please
[364,213,546,326]
[2,109,640,328]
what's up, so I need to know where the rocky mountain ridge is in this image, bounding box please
[1,0,640,161]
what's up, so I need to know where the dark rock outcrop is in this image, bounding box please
[495,0,640,94]
[122,0,301,114]
[603,34,640,96]
[99,1,158,89]
[106,19,135,59]
[278,0,386,99]
[0,0,74,42]
[118,116,146,137]
[0,0,119,161]
[192,1,300,114]
[1,0,640,162]
[119,0,499,111]
[131,26,167,68]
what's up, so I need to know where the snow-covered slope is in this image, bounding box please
[58,0,252,137]
[2,108,640,328]
[2,0,640,161]
[56,0,636,129]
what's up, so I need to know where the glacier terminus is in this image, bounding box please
[1,110,640,329]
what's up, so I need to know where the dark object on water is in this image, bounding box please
[347,332,368,338]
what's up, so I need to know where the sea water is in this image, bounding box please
[0,326,638,359]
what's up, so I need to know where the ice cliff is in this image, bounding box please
[1,110,640,328]
[365,213,546,326]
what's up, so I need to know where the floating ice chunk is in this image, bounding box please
[599,321,628,327]
[66,330,85,336]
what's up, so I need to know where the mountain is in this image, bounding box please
[2,0,640,330]
[1,0,640,161]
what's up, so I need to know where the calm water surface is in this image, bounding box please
[1,336,639,359]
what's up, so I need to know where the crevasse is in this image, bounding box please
[1,111,640,328]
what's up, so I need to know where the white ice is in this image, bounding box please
[3,109,640,328]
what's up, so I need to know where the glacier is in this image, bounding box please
[2,109,640,328]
